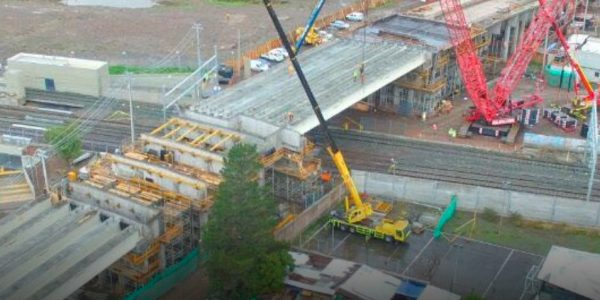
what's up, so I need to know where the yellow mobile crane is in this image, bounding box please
[262,0,410,243]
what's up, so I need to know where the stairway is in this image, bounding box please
[0,175,34,209]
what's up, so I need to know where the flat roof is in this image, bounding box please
[7,53,107,70]
[338,265,402,300]
[408,0,539,28]
[419,285,460,300]
[537,246,600,300]
[372,15,452,50]
[581,37,600,55]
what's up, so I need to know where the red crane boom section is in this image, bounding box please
[439,0,493,122]
[492,0,566,108]
[440,0,567,124]
[540,0,595,101]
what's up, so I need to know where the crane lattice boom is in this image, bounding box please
[440,0,568,124]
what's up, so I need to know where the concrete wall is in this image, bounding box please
[6,55,108,97]
[352,170,600,228]
[111,161,207,200]
[275,184,345,241]
[69,182,161,239]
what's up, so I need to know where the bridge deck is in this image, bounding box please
[189,40,426,136]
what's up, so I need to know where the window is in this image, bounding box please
[595,72,599,78]
[44,78,55,91]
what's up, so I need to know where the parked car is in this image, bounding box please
[330,20,350,30]
[250,59,269,72]
[260,51,285,63]
[270,47,289,58]
[346,12,364,22]
[318,30,333,40]
[217,64,233,84]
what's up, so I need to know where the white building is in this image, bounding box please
[5,53,109,99]
[574,36,600,84]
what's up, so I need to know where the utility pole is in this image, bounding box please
[37,150,49,195]
[194,23,203,67]
[584,0,590,32]
[542,30,549,71]
[237,28,242,76]
[127,73,135,144]
[586,96,597,202]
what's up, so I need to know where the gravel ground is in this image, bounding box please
[0,0,383,65]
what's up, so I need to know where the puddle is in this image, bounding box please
[61,0,157,9]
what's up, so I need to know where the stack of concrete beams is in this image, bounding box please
[0,200,143,300]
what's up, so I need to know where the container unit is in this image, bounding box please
[545,64,575,90]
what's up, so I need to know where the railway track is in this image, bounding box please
[0,104,156,151]
[310,128,600,201]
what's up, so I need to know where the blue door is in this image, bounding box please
[44,78,55,91]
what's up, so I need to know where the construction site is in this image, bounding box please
[1,0,600,299]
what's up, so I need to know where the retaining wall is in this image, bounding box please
[275,184,345,241]
[353,170,600,227]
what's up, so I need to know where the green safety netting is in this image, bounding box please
[433,195,457,239]
[125,248,200,300]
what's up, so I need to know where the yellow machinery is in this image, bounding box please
[294,26,322,46]
[263,0,410,242]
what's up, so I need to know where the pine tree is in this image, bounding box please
[203,143,293,299]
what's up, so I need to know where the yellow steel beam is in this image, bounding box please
[176,125,199,142]
[0,167,22,177]
[107,154,205,189]
[163,126,182,139]
[191,130,220,147]
[150,119,176,136]
[209,133,234,151]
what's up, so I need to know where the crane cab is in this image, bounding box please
[375,219,411,243]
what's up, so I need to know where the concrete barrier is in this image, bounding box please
[353,170,600,228]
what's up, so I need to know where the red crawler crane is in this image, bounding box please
[440,0,569,127]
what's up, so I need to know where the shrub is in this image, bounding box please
[508,212,523,225]
[481,207,500,223]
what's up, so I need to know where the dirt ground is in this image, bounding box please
[331,79,588,154]
[0,0,403,66]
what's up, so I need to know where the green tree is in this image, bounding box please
[44,122,82,161]
[203,143,293,299]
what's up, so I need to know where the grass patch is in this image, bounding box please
[295,215,330,246]
[108,65,195,75]
[444,210,600,255]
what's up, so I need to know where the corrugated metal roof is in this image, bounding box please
[537,246,600,300]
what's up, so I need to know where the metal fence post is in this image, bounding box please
[432,181,438,203]
[551,197,557,222]
[475,186,481,211]
[596,203,600,226]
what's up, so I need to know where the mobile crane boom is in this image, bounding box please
[295,0,327,54]
[262,0,372,224]
[540,0,594,102]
